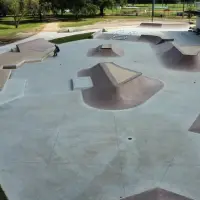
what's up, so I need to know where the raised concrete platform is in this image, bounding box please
[71,77,93,90]
[0,39,54,69]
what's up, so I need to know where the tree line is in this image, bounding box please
[0,0,127,27]
[0,0,195,28]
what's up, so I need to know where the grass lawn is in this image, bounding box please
[0,16,45,39]
[59,15,147,28]
[50,32,94,44]
[59,18,104,28]
[0,23,45,38]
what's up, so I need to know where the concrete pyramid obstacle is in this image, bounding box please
[78,62,164,110]
[122,188,193,200]
[189,114,200,134]
[155,43,200,71]
[87,44,124,57]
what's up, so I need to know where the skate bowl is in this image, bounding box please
[155,43,200,71]
[138,34,174,45]
[189,114,200,134]
[139,23,162,28]
[78,62,164,110]
[87,44,124,57]
[91,32,174,45]
[122,188,194,200]
[94,33,139,41]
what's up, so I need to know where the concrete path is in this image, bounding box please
[42,22,59,32]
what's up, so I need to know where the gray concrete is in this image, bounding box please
[1,32,200,200]
[0,79,26,106]
[72,77,93,90]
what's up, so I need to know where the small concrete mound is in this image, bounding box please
[122,187,193,200]
[140,22,162,28]
[87,44,124,57]
[155,43,200,71]
[78,62,163,110]
[189,114,200,134]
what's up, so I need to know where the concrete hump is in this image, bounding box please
[0,69,12,90]
[158,44,200,71]
[87,44,124,57]
[122,188,193,200]
[140,22,162,27]
[78,62,163,110]
[17,38,54,53]
[189,114,200,134]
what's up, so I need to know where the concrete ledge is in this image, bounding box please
[71,77,93,90]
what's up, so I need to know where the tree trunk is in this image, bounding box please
[15,21,19,28]
[39,10,42,21]
[100,6,104,17]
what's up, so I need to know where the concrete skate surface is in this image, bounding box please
[1,27,200,200]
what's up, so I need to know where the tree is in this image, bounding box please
[92,0,127,16]
[0,0,8,16]
[187,3,194,22]
[81,3,98,16]
[68,0,86,19]
[8,0,28,28]
[26,0,39,17]
[93,0,114,16]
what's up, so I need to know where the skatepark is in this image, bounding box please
[1,22,200,200]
